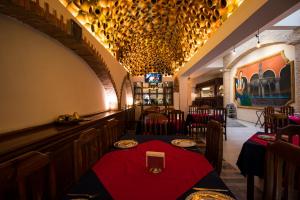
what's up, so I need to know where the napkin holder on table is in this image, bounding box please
[146,151,165,174]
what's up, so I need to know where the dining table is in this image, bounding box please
[236,132,275,200]
[66,135,236,200]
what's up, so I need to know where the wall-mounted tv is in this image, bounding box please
[145,73,162,83]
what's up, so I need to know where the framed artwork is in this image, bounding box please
[234,51,295,108]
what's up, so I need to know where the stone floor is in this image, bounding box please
[221,118,264,200]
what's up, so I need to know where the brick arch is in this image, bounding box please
[119,73,133,109]
[0,0,119,107]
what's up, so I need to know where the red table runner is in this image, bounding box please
[92,140,213,200]
[249,133,275,146]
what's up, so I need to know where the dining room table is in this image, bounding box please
[236,132,275,200]
[66,134,236,200]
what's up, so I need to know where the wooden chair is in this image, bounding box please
[188,108,210,141]
[143,113,168,135]
[277,125,300,146]
[168,110,185,135]
[73,128,99,181]
[104,119,122,150]
[270,113,289,134]
[280,106,294,116]
[264,106,275,134]
[212,108,227,140]
[205,120,223,175]
[161,107,175,116]
[188,105,198,114]
[0,151,56,200]
[264,141,300,200]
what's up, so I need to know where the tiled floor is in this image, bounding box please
[222,118,264,200]
[223,119,263,167]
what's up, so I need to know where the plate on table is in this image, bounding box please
[171,139,196,148]
[114,140,138,149]
[257,134,275,141]
[185,191,234,200]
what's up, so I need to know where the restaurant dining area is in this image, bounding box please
[1,0,300,200]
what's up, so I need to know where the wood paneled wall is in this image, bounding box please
[0,108,135,200]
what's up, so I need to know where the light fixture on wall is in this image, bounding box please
[231,46,236,55]
[255,29,261,48]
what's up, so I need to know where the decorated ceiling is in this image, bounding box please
[62,0,243,76]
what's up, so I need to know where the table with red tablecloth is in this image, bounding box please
[289,115,300,125]
[66,135,235,200]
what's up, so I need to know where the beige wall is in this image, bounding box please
[0,14,107,133]
[228,44,295,123]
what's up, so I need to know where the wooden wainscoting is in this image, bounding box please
[0,108,135,200]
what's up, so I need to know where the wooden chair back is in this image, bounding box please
[168,110,185,134]
[161,107,175,116]
[280,106,294,116]
[212,108,227,140]
[189,106,198,114]
[277,125,300,146]
[187,108,210,140]
[270,113,289,134]
[205,120,223,175]
[264,106,275,133]
[264,141,300,200]
[104,119,122,150]
[0,151,56,200]
[73,128,99,181]
[143,113,168,135]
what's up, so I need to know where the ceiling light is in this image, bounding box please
[232,46,236,55]
[255,29,261,48]
[202,87,211,91]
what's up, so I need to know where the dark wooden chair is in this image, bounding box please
[104,119,122,149]
[0,151,56,200]
[205,120,223,175]
[264,141,300,200]
[277,125,300,146]
[280,106,294,116]
[168,110,185,135]
[143,113,168,135]
[212,108,227,140]
[73,128,99,181]
[161,107,175,116]
[188,108,210,141]
[270,113,289,134]
[264,106,275,134]
[188,105,198,114]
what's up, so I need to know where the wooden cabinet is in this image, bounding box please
[134,82,173,106]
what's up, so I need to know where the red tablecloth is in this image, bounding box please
[249,133,275,146]
[92,140,213,200]
[289,116,300,125]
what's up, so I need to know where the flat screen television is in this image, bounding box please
[145,73,162,83]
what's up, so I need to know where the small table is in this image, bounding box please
[67,135,236,200]
[255,111,264,128]
[236,132,269,200]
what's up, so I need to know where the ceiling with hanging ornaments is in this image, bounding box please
[61,0,244,76]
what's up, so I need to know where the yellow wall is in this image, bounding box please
[0,14,107,133]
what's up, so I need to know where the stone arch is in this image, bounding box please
[226,42,284,70]
[119,74,133,109]
[0,0,119,109]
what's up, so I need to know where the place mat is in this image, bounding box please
[93,140,213,200]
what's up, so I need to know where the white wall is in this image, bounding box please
[229,44,295,122]
[0,14,107,133]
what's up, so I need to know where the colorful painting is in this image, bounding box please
[234,51,294,108]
